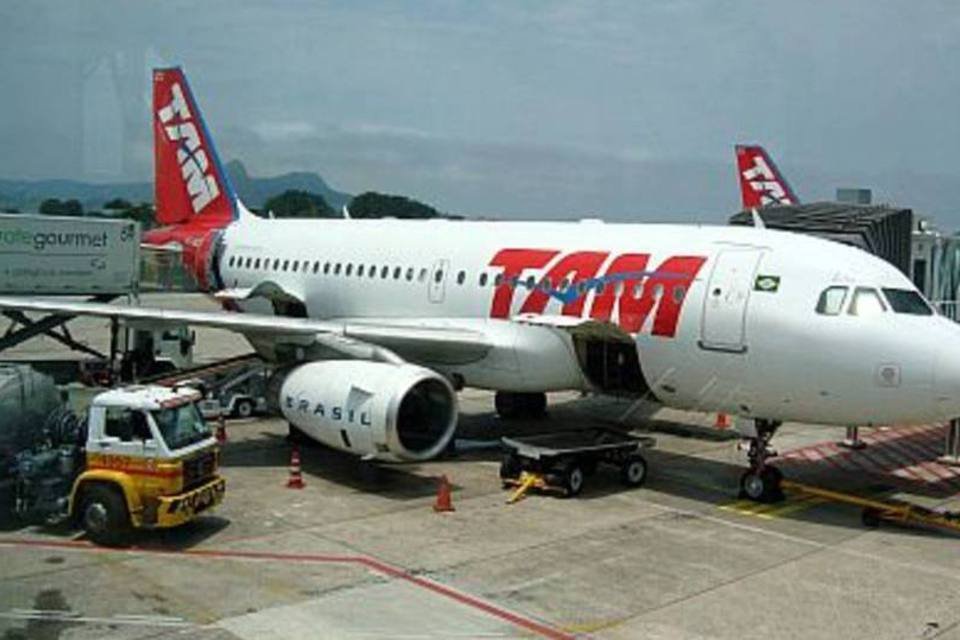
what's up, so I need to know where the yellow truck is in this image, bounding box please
[9,382,225,545]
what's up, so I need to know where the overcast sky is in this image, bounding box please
[1,1,959,223]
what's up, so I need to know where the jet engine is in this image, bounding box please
[278,361,457,462]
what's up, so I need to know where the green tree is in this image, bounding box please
[262,190,336,219]
[104,198,133,210]
[62,199,83,216]
[38,198,62,215]
[347,192,443,219]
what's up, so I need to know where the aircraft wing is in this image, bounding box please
[0,296,491,364]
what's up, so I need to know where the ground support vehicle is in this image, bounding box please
[499,428,654,500]
[8,382,225,545]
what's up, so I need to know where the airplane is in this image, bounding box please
[735,144,799,209]
[1,67,958,504]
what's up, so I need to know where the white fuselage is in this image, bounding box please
[216,216,960,427]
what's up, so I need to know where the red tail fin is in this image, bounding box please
[153,67,236,227]
[735,144,799,209]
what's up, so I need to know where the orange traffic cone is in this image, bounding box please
[432,475,455,512]
[286,447,305,489]
[216,414,228,444]
[714,413,730,429]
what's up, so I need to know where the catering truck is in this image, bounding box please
[0,214,139,295]
[2,364,225,545]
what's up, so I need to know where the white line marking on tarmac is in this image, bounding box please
[644,498,960,585]
[0,609,193,627]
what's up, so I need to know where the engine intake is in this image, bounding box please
[278,360,457,461]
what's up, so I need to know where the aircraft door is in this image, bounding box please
[428,259,449,303]
[700,249,763,353]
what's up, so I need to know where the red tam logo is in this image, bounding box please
[488,248,706,338]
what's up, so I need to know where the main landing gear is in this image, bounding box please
[738,419,785,503]
[495,391,547,420]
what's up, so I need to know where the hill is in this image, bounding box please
[0,161,352,212]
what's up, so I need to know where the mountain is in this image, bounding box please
[224,161,351,211]
[0,161,352,213]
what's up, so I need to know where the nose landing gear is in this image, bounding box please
[739,419,784,503]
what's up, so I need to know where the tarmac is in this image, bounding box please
[2,294,960,639]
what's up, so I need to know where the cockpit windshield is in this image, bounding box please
[816,286,848,315]
[882,288,933,315]
[848,287,886,317]
[151,402,211,450]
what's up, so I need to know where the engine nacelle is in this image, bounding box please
[279,361,457,462]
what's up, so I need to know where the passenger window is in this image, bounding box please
[494,274,503,287]
[849,287,886,317]
[816,286,848,315]
[393,267,402,279]
[254,258,261,269]
[457,271,466,285]
[313,262,319,274]
[345,264,353,276]
[479,273,488,287]
[357,265,364,277]
[334,263,341,275]
[406,267,414,281]
[559,278,570,291]
[323,262,331,275]
[272,259,280,271]
[228,256,235,268]
[419,268,427,282]
[525,275,535,289]
[435,270,444,283]
[369,265,376,278]
[672,285,685,302]
[245,258,252,269]
[292,261,299,272]
[282,260,289,272]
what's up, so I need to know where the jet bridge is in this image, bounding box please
[729,202,913,276]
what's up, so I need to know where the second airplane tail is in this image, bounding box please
[735,144,799,209]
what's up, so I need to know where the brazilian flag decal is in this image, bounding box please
[754,274,780,292]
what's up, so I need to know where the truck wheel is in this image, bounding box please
[78,485,130,547]
[499,453,522,483]
[234,398,255,419]
[620,454,648,487]
[558,462,585,498]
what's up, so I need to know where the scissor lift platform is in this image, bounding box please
[500,428,655,502]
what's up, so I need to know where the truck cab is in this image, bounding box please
[72,385,225,544]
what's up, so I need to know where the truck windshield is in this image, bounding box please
[151,403,211,450]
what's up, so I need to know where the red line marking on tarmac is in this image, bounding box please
[813,445,851,471]
[0,538,574,640]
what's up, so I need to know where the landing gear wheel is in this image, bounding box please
[620,454,648,488]
[233,398,254,419]
[739,466,784,503]
[558,462,585,497]
[499,453,522,483]
[494,392,547,420]
[78,485,130,547]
